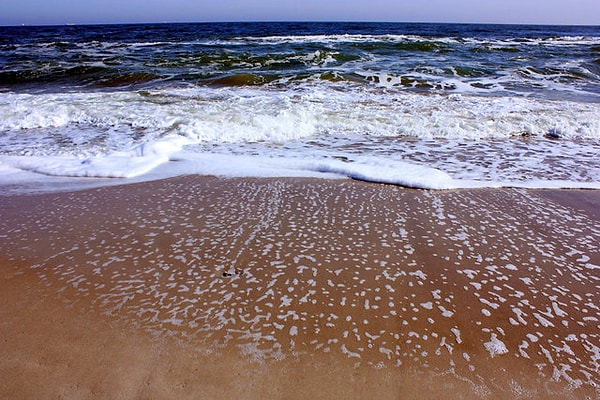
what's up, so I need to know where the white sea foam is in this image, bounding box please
[1,135,189,178]
[484,333,509,358]
[1,86,599,194]
[2,87,600,144]
[216,33,600,48]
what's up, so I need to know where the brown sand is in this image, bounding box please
[1,176,599,399]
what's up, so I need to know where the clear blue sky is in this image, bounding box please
[1,0,598,26]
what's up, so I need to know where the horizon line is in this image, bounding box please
[2,19,600,28]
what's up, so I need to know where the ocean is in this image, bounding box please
[1,22,599,193]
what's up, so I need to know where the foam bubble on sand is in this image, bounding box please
[459,269,478,280]
[484,333,509,358]
[451,327,462,344]
[526,333,540,343]
[552,302,568,318]
[438,306,454,318]
[518,341,530,358]
[512,308,528,325]
[565,334,578,342]
[504,263,518,271]
[533,312,555,328]
[341,344,361,359]
[520,277,533,285]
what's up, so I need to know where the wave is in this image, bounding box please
[2,143,599,191]
[2,67,596,102]
[211,33,600,48]
[0,66,163,88]
[1,87,599,144]
[0,135,188,179]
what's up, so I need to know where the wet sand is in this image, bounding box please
[1,176,599,399]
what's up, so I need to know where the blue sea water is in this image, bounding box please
[0,22,599,192]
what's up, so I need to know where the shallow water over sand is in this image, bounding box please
[2,177,598,398]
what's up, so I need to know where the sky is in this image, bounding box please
[1,0,598,26]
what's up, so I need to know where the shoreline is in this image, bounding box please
[1,175,599,399]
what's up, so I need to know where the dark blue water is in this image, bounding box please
[1,22,599,101]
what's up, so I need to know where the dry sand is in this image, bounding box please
[1,176,599,399]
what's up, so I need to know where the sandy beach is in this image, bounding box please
[1,176,599,399]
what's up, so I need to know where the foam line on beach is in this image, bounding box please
[3,147,600,193]
[0,135,190,179]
